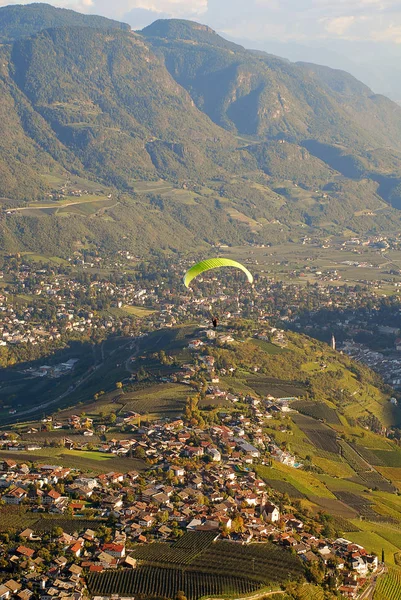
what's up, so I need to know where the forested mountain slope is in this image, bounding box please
[2,7,401,254]
[0,2,130,43]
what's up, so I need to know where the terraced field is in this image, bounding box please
[0,507,104,534]
[263,479,306,498]
[292,414,340,454]
[339,441,396,492]
[334,491,397,523]
[373,449,401,467]
[88,566,261,600]
[292,400,341,425]
[374,567,401,600]
[92,533,305,600]
[246,376,307,398]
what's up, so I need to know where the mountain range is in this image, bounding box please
[2,3,401,256]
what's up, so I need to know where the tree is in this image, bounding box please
[52,526,64,538]
[134,446,146,459]
[231,515,245,533]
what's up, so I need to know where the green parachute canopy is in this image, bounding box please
[184,258,254,288]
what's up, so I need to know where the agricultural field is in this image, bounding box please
[246,376,307,398]
[131,532,217,566]
[88,566,261,600]
[98,533,305,599]
[308,496,358,520]
[0,507,39,533]
[33,517,104,534]
[373,448,401,467]
[334,491,397,523]
[331,516,361,533]
[0,448,146,474]
[339,441,395,492]
[292,400,341,425]
[294,584,325,600]
[312,456,355,479]
[292,414,340,454]
[376,467,401,490]
[374,567,401,600]
[121,384,189,418]
[256,463,335,499]
[0,507,104,534]
[188,541,304,584]
[222,242,401,292]
[250,339,284,355]
[350,444,385,466]
[263,479,306,499]
[133,180,174,195]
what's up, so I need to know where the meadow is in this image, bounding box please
[0,448,146,474]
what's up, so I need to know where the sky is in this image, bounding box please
[2,0,400,43]
[3,0,401,99]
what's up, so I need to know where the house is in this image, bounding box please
[4,581,21,595]
[1,459,17,471]
[206,447,221,462]
[187,519,202,530]
[262,502,280,523]
[101,543,125,558]
[0,586,10,600]
[69,541,83,558]
[170,465,185,478]
[138,515,154,528]
[19,528,35,541]
[124,556,137,569]
[97,552,118,568]
[188,340,204,349]
[4,487,27,505]
[184,446,204,458]
[352,556,368,576]
[43,490,62,505]
[16,546,35,559]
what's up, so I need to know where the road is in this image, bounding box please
[359,565,386,600]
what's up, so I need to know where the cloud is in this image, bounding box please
[323,16,357,35]
[372,23,401,42]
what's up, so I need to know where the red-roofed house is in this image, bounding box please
[16,546,35,559]
[101,543,125,558]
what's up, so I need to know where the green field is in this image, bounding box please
[374,567,401,599]
[0,448,146,474]
[121,383,190,417]
[256,463,335,499]
[221,243,401,292]
[347,531,401,566]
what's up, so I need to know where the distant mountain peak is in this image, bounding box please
[140,18,243,51]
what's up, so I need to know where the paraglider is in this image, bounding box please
[184,258,254,328]
[183,258,254,289]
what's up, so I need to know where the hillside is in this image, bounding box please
[2,8,401,254]
[3,323,401,574]
[0,3,130,42]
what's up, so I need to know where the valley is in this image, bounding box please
[2,4,401,600]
